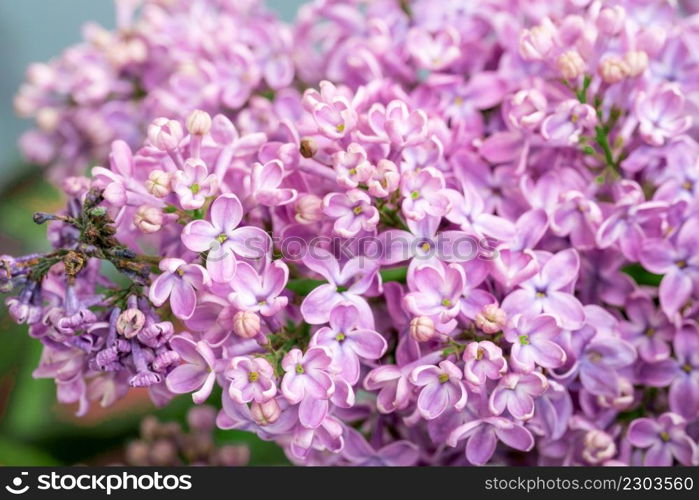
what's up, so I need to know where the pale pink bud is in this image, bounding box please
[13,91,36,118]
[148,117,184,151]
[250,399,281,425]
[107,38,147,66]
[596,378,634,410]
[117,309,146,338]
[186,109,212,136]
[134,205,163,233]
[26,62,55,87]
[598,57,629,84]
[217,445,251,466]
[582,430,617,464]
[36,107,59,132]
[294,194,323,224]
[126,38,148,63]
[519,22,556,60]
[475,304,506,334]
[624,51,648,77]
[556,50,586,80]
[233,311,261,339]
[597,6,625,36]
[504,89,548,130]
[367,159,400,198]
[84,23,113,49]
[187,405,217,431]
[409,316,435,342]
[62,176,91,197]
[146,169,172,197]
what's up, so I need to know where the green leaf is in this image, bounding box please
[622,264,663,287]
[0,435,60,466]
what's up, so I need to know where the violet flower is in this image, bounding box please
[502,249,586,330]
[225,356,277,404]
[489,372,548,421]
[410,360,468,420]
[228,260,289,317]
[148,258,210,320]
[635,83,692,146]
[281,347,335,429]
[309,303,387,384]
[504,314,567,372]
[300,249,378,326]
[447,416,535,466]
[627,413,698,466]
[181,194,271,283]
[404,263,465,322]
[322,189,380,237]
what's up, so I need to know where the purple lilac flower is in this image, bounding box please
[309,303,387,384]
[627,413,698,466]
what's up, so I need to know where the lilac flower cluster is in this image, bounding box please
[15,0,293,179]
[6,0,699,466]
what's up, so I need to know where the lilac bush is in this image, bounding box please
[4,0,699,466]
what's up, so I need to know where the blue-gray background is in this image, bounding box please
[0,0,305,187]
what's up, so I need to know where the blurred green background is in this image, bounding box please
[0,0,304,466]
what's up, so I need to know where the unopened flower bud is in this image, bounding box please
[186,109,212,136]
[117,309,146,338]
[299,138,318,158]
[26,62,54,87]
[597,378,634,410]
[13,92,37,118]
[557,50,586,80]
[134,205,163,233]
[598,57,629,84]
[410,316,435,342]
[582,430,617,464]
[148,117,184,151]
[187,406,217,432]
[505,89,547,130]
[519,23,555,60]
[233,310,261,339]
[294,194,323,224]
[597,6,625,36]
[125,441,150,466]
[36,107,60,132]
[624,51,648,77]
[62,176,91,196]
[217,445,251,466]
[149,438,178,466]
[250,398,281,425]
[146,169,172,197]
[475,304,506,334]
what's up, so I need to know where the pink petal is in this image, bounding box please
[166,364,208,394]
